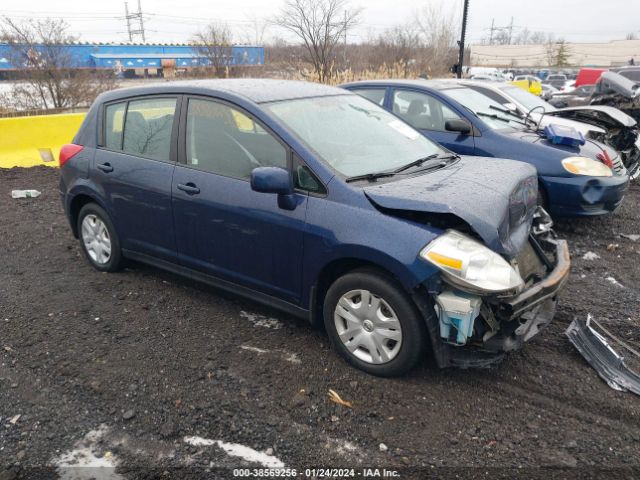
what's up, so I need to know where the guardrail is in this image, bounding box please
[0,112,86,168]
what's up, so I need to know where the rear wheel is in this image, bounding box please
[323,269,427,376]
[77,203,123,272]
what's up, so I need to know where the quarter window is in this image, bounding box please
[104,102,126,150]
[351,88,386,106]
[185,99,287,179]
[392,90,462,131]
[122,97,177,161]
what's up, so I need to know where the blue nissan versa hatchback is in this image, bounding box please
[59,80,570,376]
[342,80,630,217]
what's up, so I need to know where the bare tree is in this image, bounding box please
[373,25,423,77]
[0,17,115,110]
[273,0,360,83]
[192,22,234,77]
[415,1,459,76]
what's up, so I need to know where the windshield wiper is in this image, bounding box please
[476,110,528,127]
[489,105,532,126]
[345,171,397,183]
[345,153,457,183]
[392,153,458,173]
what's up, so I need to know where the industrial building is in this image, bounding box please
[0,43,264,78]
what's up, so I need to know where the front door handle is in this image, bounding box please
[177,183,200,195]
[97,162,114,173]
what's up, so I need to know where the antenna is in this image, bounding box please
[124,0,146,42]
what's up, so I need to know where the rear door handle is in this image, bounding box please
[177,183,200,195]
[97,162,113,173]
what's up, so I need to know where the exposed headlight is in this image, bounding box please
[562,156,612,177]
[420,230,524,294]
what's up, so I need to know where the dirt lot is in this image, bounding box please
[1,166,640,479]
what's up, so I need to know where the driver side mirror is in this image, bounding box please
[445,119,472,135]
[250,166,297,210]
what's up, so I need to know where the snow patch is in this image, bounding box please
[54,425,124,480]
[582,251,600,261]
[605,276,624,288]
[239,311,283,329]
[282,352,301,364]
[240,345,269,354]
[184,437,285,468]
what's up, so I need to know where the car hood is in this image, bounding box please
[599,71,640,99]
[546,105,637,129]
[535,113,606,136]
[504,129,616,161]
[363,156,538,258]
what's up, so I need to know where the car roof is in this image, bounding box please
[95,78,351,105]
[341,78,466,92]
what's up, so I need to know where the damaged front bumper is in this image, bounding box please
[415,217,571,368]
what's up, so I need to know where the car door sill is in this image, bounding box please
[122,249,310,321]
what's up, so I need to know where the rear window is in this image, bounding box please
[122,97,177,161]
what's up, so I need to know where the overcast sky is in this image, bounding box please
[2,0,639,45]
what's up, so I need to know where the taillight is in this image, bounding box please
[597,151,614,169]
[59,144,84,167]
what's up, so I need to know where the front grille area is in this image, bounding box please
[512,239,547,286]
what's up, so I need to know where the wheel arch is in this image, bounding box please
[68,193,109,238]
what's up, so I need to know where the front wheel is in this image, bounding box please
[77,203,123,272]
[323,269,427,376]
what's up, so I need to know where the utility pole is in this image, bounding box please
[508,16,514,45]
[343,10,347,64]
[123,0,146,43]
[488,18,495,45]
[456,0,469,78]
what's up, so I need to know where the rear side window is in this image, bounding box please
[104,102,126,150]
[122,97,177,161]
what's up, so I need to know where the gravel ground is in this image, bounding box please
[1,166,640,479]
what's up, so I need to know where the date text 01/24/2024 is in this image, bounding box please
[232,468,401,478]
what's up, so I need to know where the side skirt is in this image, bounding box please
[122,249,311,322]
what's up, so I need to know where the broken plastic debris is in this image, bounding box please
[606,243,619,252]
[566,315,640,396]
[328,389,353,408]
[9,414,21,424]
[582,251,600,261]
[11,190,41,199]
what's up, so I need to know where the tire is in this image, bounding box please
[323,269,427,376]
[77,203,123,272]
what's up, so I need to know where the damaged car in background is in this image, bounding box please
[458,80,640,180]
[59,80,569,375]
[342,80,630,217]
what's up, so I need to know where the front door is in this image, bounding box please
[171,97,308,303]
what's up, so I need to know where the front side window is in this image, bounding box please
[392,90,462,131]
[443,87,523,131]
[351,88,386,106]
[122,97,177,161]
[265,94,443,178]
[104,102,126,150]
[186,99,287,179]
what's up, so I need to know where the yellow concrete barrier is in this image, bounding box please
[0,113,86,169]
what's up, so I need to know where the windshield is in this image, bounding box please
[443,87,523,130]
[500,85,556,113]
[265,95,443,177]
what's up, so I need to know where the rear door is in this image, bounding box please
[171,96,308,303]
[94,96,179,261]
[390,88,475,155]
